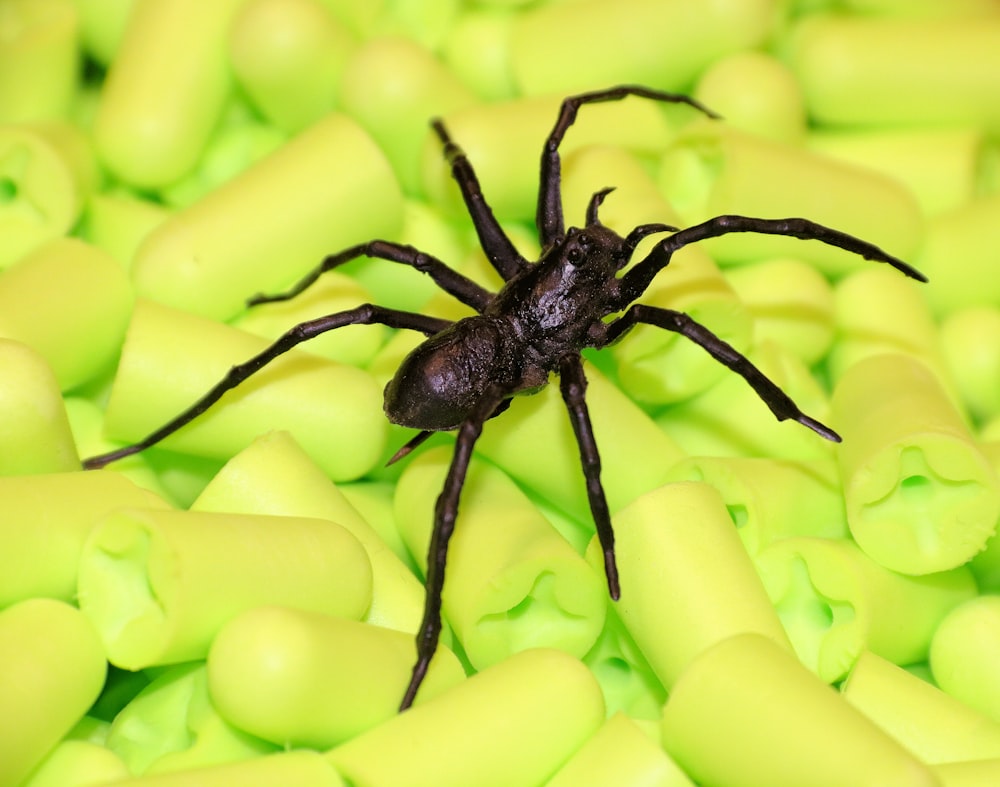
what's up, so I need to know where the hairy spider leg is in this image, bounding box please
[619,214,927,304]
[82,306,451,469]
[399,386,510,711]
[431,119,528,282]
[599,214,926,443]
[599,304,840,441]
[535,85,719,248]
[246,239,493,313]
[558,355,620,599]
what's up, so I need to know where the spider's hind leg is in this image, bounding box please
[83,306,452,469]
[558,355,620,600]
[400,386,510,710]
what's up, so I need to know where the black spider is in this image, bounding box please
[85,85,926,711]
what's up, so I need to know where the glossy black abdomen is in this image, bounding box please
[383,317,521,431]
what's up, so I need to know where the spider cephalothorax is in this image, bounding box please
[86,85,925,711]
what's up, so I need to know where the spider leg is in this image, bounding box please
[537,85,718,248]
[386,430,435,467]
[558,355,620,600]
[400,386,508,711]
[247,239,493,313]
[431,119,528,282]
[599,304,841,442]
[83,306,452,469]
[618,214,926,304]
[386,398,513,467]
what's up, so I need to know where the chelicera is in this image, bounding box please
[85,85,926,711]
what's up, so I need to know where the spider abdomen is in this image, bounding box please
[383,317,527,431]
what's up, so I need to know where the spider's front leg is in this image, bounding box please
[606,216,924,429]
[599,304,840,442]
[83,306,451,469]
[535,85,718,248]
[619,214,926,304]
[400,386,509,711]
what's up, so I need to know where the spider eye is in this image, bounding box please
[565,232,592,265]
